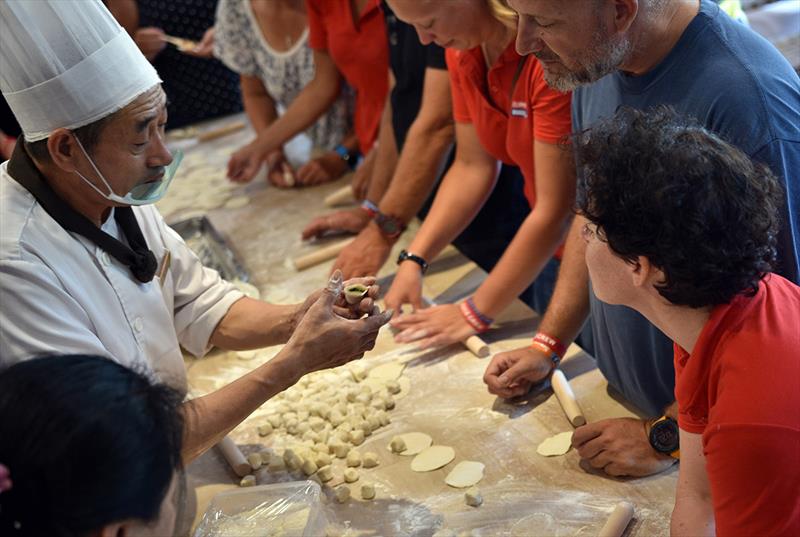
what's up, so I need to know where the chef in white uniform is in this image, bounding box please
[0,0,392,460]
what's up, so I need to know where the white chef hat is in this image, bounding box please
[0,0,161,142]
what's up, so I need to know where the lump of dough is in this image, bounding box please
[349,429,365,446]
[411,446,456,472]
[257,423,273,437]
[301,458,318,476]
[536,431,573,457]
[465,487,483,507]
[362,452,379,468]
[389,436,407,453]
[331,442,350,459]
[315,452,332,468]
[246,452,263,471]
[386,432,432,456]
[386,380,401,394]
[445,461,485,488]
[334,485,350,503]
[361,483,375,500]
[343,468,359,483]
[239,474,256,487]
[346,450,362,467]
[317,465,334,482]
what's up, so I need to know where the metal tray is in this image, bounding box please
[171,216,249,282]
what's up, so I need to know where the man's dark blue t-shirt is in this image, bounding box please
[573,0,800,416]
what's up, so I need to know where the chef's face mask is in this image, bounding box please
[72,135,182,206]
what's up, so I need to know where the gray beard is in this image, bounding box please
[542,33,632,92]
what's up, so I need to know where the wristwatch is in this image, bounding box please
[374,212,406,239]
[648,416,680,459]
[334,144,360,170]
[397,249,428,274]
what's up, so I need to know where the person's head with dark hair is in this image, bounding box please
[0,355,184,537]
[574,106,783,309]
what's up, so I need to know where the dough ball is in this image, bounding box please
[346,450,362,467]
[343,468,359,483]
[350,429,365,446]
[257,423,273,437]
[317,465,334,482]
[301,458,318,476]
[387,432,432,456]
[465,487,483,507]
[239,474,256,487]
[315,452,332,468]
[333,484,350,503]
[386,380,401,394]
[362,452,379,468]
[361,483,375,500]
[389,436,407,453]
[246,452,262,471]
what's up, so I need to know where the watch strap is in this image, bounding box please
[397,249,428,274]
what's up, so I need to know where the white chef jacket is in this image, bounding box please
[0,162,244,392]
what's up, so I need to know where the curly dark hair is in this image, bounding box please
[574,106,783,308]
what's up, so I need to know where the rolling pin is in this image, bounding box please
[598,501,635,537]
[197,121,246,143]
[292,239,352,271]
[217,435,251,477]
[422,297,491,358]
[551,368,586,427]
[324,185,355,207]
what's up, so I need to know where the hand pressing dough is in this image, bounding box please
[361,483,375,500]
[387,432,432,456]
[464,487,483,507]
[343,468,359,483]
[411,446,456,472]
[445,461,485,488]
[536,431,573,457]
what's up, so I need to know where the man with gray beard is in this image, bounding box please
[484,0,800,478]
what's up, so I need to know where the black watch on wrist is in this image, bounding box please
[397,249,428,274]
[649,416,680,459]
[374,212,406,239]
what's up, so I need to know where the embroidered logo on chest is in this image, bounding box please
[510,101,528,118]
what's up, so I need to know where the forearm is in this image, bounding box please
[241,82,278,134]
[671,499,715,537]
[406,160,496,259]
[254,76,341,155]
[537,215,591,344]
[473,210,571,318]
[378,119,454,222]
[364,100,399,203]
[181,349,300,462]
[209,297,301,350]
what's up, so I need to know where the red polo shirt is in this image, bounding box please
[307,0,389,154]
[674,274,800,536]
[446,42,572,209]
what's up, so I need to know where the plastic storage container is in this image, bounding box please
[194,480,326,537]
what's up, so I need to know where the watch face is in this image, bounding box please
[650,419,679,453]
[376,214,401,234]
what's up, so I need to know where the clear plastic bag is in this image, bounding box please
[194,480,326,537]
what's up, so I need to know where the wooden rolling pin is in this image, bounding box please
[551,368,586,426]
[324,185,355,207]
[292,239,352,271]
[598,501,635,537]
[217,435,251,477]
[197,121,246,143]
[422,297,490,358]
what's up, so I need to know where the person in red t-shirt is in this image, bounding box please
[575,106,800,536]
[384,0,575,348]
[226,0,389,187]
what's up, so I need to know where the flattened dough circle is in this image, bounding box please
[445,461,485,488]
[386,432,432,456]
[368,362,406,382]
[411,446,455,472]
[536,431,573,457]
[224,196,250,210]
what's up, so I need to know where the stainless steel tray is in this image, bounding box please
[171,216,249,282]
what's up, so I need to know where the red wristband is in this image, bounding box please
[532,331,567,358]
[459,301,490,333]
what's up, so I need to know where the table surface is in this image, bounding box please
[163,115,677,537]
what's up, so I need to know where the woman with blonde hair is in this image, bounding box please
[385,0,576,352]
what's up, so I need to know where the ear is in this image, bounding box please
[46,128,80,173]
[95,521,128,537]
[611,0,639,34]
[631,255,660,289]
